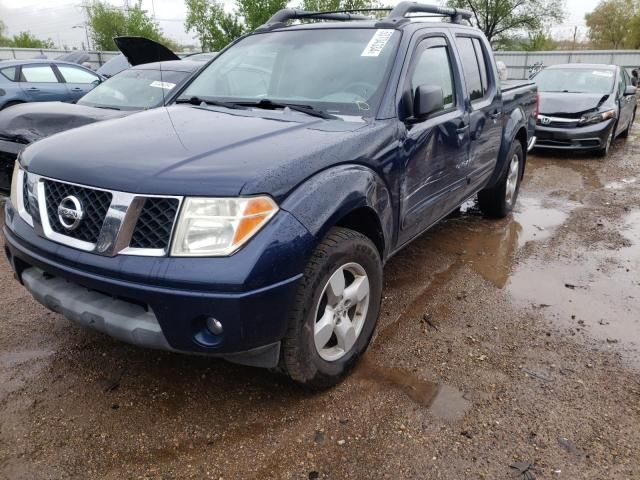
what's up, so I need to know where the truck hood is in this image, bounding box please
[538,92,610,116]
[22,105,384,199]
[0,102,127,144]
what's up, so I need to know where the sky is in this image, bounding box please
[0,0,599,50]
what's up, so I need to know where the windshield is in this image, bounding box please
[534,68,615,94]
[180,28,400,117]
[78,68,189,110]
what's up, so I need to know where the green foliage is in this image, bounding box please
[185,0,245,51]
[448,0,565,47]
[10,31,55,49]
[235,0,288,31]
[87,0,175,51]
[300,0,381,11]
[585,0,638,49]
[0,21,55,48]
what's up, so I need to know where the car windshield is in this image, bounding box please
[180,28,400,117]
[534,68,615,94]
[78,68,189,110]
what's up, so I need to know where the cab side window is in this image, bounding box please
[455,37,484,102]
[618,69,627,97]
[410,39,456,110]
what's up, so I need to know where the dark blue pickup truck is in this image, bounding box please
[4,3,537,388]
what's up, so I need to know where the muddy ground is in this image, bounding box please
[1,128,639,480]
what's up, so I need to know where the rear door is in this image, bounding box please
[18,64,69,102]
[454,35,502,191]
[55,64,102,102]
[398,34,470,245]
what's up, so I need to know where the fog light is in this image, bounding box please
[205,317,223,335]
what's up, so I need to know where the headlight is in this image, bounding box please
[9,160,20,209]
[170,196,278,256]
[579,109,616,125]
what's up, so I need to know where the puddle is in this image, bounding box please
[512,197,569,247]
[605,178,638,190]
[354,358,471,421]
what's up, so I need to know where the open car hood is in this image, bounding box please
[113,36,180,66]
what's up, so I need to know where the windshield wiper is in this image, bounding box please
[92,105,121,110]
[236,99,339,120]
[176,96,245,110]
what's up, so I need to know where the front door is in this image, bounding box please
[55,64,102,102]
[398,35,470,245]
[454,35,502,192]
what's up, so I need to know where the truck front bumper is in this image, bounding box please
[4,200,316,368]
[534,119,615,151]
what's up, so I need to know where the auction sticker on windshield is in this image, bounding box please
[592,70,614,77]
[361,29,394,57]
[150,81,176,90]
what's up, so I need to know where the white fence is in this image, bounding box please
[495,50,640,79]
[0,48,120,70]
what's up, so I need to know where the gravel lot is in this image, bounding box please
[1,125,639,479]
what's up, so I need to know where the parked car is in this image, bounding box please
[0,38,202,192]
[5,2,537,388]
[0,59,103,110]
[533,63,637,156]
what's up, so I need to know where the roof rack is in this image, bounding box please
[256,8,372,32]
[379,2,473,27]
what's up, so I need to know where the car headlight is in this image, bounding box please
[9,160,20,209]
[170,196,278,256]
[579,109,616,125]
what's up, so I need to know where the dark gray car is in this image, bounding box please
[533,64,637,156]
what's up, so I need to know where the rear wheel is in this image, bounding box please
[280,227,382,389]
[478,141,523,218]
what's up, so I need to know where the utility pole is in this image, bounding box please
[571,25,578,50]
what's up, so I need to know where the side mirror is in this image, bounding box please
[624,85,636,96]
[413,85,444,119]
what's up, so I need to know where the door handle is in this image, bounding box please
[26,87,40,91]
[71,87,83,91]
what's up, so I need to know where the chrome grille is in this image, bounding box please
[22,171,31,217]
[130,198,180,249]
[43,180,112,244]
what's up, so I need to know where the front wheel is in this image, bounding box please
[478,141,524,218]
[279,227,382,389]
[597,125,615,157]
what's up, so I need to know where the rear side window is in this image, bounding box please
[57,65,100,84]
[410,43,456,109]
[0,67,17,81]
[21,65,59,83]
[472,38,489,97]
[455,37,483,101]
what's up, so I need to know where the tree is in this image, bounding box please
[185,0,245,51]
[0,20,10,47]
[87,0,177,51]
[235,0,288,31]
[585,0,636,49]
[447,0,565,48]
[300,0,381,11]
[10,32,55,49]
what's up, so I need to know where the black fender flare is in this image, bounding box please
[280,164,394,259]
[485,106,528,189]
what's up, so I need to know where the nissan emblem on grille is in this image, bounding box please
[57,195,85,231]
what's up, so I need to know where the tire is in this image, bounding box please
[280,227,383,389]
[478,141,524,218]
[620,109,635,138]
[596,125,615,157]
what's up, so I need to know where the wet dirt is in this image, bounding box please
[2,127,640,478]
